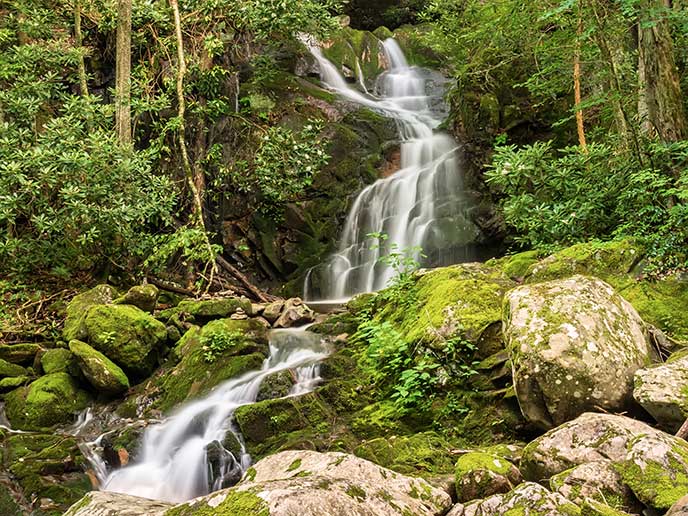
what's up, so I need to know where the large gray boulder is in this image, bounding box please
[451,482,579,516]
[633,354,688,432]
[504,275,652,429]
[63,491,171,516]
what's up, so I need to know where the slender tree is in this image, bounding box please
[74,0,88,96]
[115,0,132,144]
[573,0,587,152]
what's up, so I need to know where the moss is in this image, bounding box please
[63,284,118,341]
[345,485,367,501]
[40,348,76,375]
[245,467,257,482]
[455,452,514,478]
[84,304,167,378]
[580,500,633,516]
[69,339,130,395]
[488,250,542,280]
[164,488,269,516]
[286,458,302,472]
[0,376,30,392]
[158,297,252,322]
[0,484,22,516]
[114,284,159,312]
[4,373,91,430]
[0,359,26,378]
[0,343,42,365]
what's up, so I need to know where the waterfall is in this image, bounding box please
[304,38,478,301]
[99,329,328,503]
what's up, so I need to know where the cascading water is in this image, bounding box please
[98,329,329,503]
[304,38,479,301]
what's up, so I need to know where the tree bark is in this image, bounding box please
[75,0,88,96]
[115,0,132,144]
[638,0,688,143]
[574,2,587,152]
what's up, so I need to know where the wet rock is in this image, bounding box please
[170,450,452,515]
[114,284,159,313]
[205,440,242,490]
[262,300,285,323]
[84,304,168,378]
[274,298,315,328]
[69,340,130,395]
[63,491,172,515]
[4,372,91,430]
[256,370,294,401]
[454,451,522,503]
[63,284,119,341]
[633,354,688,432]
[504,275,652,429]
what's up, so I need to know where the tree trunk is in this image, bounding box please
[115,0,131,144]
[574,2,587,152]
[75,0,88,96]
[637,0,688,142]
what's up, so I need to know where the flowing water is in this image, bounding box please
[303,38,478,301]
[98,329,328,503]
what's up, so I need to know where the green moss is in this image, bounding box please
[345,485,367,501]
[0,343,42,365]
[69,339,130,395]
[286,458,302,472]
[63,284,118,341]
[158,297,252,322]
[0,358,26,378]
[245,467,257,481]
[580,499,633,516]
[40,348,76,375]
[4,373,91,430]
[455,452,514,478]
[164,488,269,516]
[114,284,159,312]
[488,250,542,279]
[0,484,22,516]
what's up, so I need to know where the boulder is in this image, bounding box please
[274,298,315,328]
[633,355,688,431]
[256,370,294,401]
[0,343,42,365]
[169,450,452,515]
[262,300,285,323]
[579,500,635,516]
[0,358,26,378]
[549,461,640,511]
[668,495,688,515]
[40,347,77,374]
[63,491,172,516]
[504,275,652,429]
[114,284,159,313]
[63,284,118,341]
[84,304,167,378]
[456,482,580,516]
[454,451,522,503]
[158,297,253,322]
[4,372,91,430]
[69,340,130,395]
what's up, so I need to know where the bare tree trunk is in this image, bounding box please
[115,0,131,144]
[638,0,688,143]
[574,2,587,152]
[75,0,88,96]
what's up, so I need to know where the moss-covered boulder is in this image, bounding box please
[63,284,118,341]
[0,343,42,365]
[84,304,167,378]
[633,354,688,432]
[667,495,688,515]
[0,359,26,378]
[458,482,580,516]
[2,432,92,513]
[4,372,90,430]
[322,27,387,88]
[40,347,77,375]
[114,284,159,313]
[256,370,295,401]
[0,376,30,394]
[504,275,652,429]
[157,297,253,323]
[580,500,635,516]
[549,461,640,511]
[69,340,130,395]
[63,491,172,516]
[454,451,522,503]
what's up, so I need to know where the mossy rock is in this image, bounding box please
[0,358,26,378]
[353,431,456,477]
[63,284,118,341]
[392,24,444,68]
[152,319,269,413]
[322,27,386,88]
[40,347,78,375]
[114,284,159,313]
[454,451,522,502]
[158,297,252,322]
[0,343,42,365]
[256,370,294,401]
[0,376,30,393]
[4,373,91,430]
[84,304,168,379]
[164,488,269,516]
[69,340,130,395]
[487,250,542,280]
[580,500,635,516]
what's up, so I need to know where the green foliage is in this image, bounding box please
[201,330,245,363]
[144,227,222,280]
[485,139,688,270]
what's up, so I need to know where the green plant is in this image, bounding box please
[201,330,244,363]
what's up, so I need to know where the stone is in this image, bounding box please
[580,500,635,516]
[274,298,315,328]
[4,372,91,430]
[0,343,42,365]
[63,491,172,515]
[63,284,119,341]
[40,347,77,374]
[84,304,167,378]
[0,376,30,393]
[168,450,452,515]
[504,275,652,429]
[114,284,159,313]
[633,355,688,432]
[549,461,640,511]
[256,370,294,401]
[158,297,253,322]
[262,300,285,323]
[668,495,688,515]
[69,340,130,395]
[457,482,580,516]
[0,359,26,378]
[454,451,522,503]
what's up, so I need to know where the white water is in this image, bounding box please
[99,329,328,503]
[304,38,478,300]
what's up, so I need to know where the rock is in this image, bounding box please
[549,461,640,511]
[0,343,42,365]
[158,297,253,322]
[0,376,30,393]
[114,284,159,313]
[169,450,452,515]
[504,275,652,429]
[84,304,167,378]
[40,347,77,374]
[4,372,91,430]
[668,495,688,515]
[458,482,580,516]
[617,432,688,510]
[69,340,130,395]
[262,300,285,323]
[633,355,688,431]
[256,370,294,401]
[63,491,172,515]
[454,451,522,503]
[63,284,119,341]
[274,298,315,328]
[0,359,26,378]
[580,500,635,516]
[205,440,243,489]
